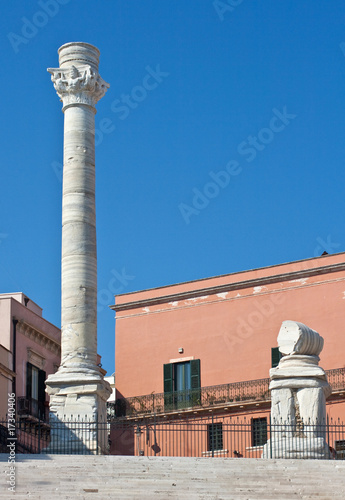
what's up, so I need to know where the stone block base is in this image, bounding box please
[44,392,109,455]
[45,374,111,454]
[262,436,330,459]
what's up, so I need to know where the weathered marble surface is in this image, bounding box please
[45,42,111,453]
[263,320,331,459]
[277,320,324,356]
[262,436,330,459]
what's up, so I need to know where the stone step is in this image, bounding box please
[1,455,345,499]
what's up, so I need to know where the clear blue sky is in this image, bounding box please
[1,0,345,374]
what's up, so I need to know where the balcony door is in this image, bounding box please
[164,359,200,411]
[174,361,191,408]
[26,362,46,419]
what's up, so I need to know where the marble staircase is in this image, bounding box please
[1,454,345,499]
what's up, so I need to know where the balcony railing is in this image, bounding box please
[17,397,48,421]
[326,367,345,392]
[108,367,345,419]
[108,377,271,418]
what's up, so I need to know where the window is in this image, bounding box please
[26,362,46,419]
[271,347,282,368]
[208,423,223,451]
[252,417,267,447]
[163,359,200,410]
[335,440,345,459]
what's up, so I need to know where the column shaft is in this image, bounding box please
[61,105,97,369]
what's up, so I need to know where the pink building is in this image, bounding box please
[0,293,61,420]
[110,252,345,457]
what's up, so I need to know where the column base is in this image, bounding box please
[262,436,331,459]
[45,371,111,454]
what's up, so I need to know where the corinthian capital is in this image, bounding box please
[48,64,109,110]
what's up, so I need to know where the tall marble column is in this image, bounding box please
[45,42,111,453]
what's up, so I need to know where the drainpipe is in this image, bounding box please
[12,319,18,396]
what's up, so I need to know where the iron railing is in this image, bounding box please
[108,367,345,418]
[108,378,270,418]
[326,367,345,392]
[17,397,48,421]
[109,415,345,459]
[1,414,345,459]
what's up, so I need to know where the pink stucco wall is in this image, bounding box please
[114,253,345,399]
[0,293,61,407]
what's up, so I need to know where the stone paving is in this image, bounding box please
[1,454,345,499]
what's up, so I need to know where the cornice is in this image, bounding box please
[0,362,15,380]
[110,262,345,313]
[17,320,61,356]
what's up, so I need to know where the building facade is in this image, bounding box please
[0,293,61,421]
[109,252,345,457]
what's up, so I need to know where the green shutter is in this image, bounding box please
[163,363,173,392]
[38,369,46,420]
[26,362,32,399]
[38,369,46,404]
[190,359,201,405]
[163,363,174,411]
[190,359,200,389]
[271,347,282,368]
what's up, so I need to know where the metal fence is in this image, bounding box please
[0,416,106,455]
[109,414,345,459]
[1,414,345,459]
